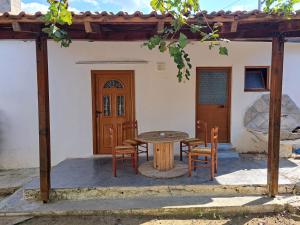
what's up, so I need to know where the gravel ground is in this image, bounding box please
[0,213,299,225]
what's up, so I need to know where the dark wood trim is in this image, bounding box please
[91,74,97,155]
[2,17,300,41]
[91,70,136,155]
[244,66,270,92]
[36,36,51,203]
[267,35,285,197]
[195,67,232,143]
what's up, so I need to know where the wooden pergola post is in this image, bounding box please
[267,34,285,197]
[36,36,51,203]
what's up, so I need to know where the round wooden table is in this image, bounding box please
[137,131,189,171]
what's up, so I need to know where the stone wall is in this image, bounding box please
[244,94,300,157]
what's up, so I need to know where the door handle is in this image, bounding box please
[219,105,225,108]
[96,111,102,116]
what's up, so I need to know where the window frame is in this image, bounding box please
[244,66,270,92]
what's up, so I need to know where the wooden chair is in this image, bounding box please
[122,121,149,161]
[188,127,218,180]
[180,120,208,161]
[109,127,138,177]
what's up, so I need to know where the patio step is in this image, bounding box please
[216,143,239,159]
[2,190,300,217]
[23,183,297,201]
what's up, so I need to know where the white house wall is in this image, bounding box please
[0,40,299,169]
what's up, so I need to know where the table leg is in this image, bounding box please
[153,142,174,171]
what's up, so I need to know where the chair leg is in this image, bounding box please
[146,143,149,161]
[191,146,197,171]
[210,156,215,181]
[112,156,117,177]
[135,152,138,174]
[180,142,183,161]
[215,154,218,174]
[136,148,139,165]
[131,153,135,168]
[205,156,208,164]
[188,153,192,177]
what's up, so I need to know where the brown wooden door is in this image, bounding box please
[196,67,231,143]
[92,71,135,154]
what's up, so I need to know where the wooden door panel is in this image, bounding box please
[196,68,231,143]
[93,71,135,154]
[101,123,114,153]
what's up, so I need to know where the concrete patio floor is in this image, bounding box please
[25,156,300,190]
[18,154,300,202]
[0,168,38,196]
[0,154,300,217]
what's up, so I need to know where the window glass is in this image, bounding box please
[104,80,124,89]
[198,71,228,105]
[245,68,269,91]
[117,96,125,116]
[103,96,111,116]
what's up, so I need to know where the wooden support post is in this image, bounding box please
[36,36,51,203]
[267,34,285,197]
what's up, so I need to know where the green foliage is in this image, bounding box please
[145,0,228,81]
[264,0,300,15]
[42,0,72,47]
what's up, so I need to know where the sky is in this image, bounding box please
[21,0,300,14]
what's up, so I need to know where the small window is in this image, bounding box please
[244,67,269,92]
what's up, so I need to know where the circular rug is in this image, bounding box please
[138,160,188,179]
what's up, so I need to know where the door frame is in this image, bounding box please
[91,70,136,155]
[195,67,232,143]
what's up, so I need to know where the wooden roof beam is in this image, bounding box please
[84,21,93,33]
[230,20,238,32]
[12,22,21,32]
[84,21,107,35]
[2,14,296,25]
[157,21,164,34]
[0,30,37,39]
[278,20,300,32]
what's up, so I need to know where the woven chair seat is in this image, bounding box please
[182,137,199,142]
[115,146,136,154]
[182,138,205,145]
[124,139,147,146]
[191,147,212,155]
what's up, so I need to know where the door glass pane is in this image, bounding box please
[117,96,125,116]
[198,71,228,105]
[104,80,124,89]
[103,96,111,116]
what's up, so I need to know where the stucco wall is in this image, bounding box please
[0,40,299,169]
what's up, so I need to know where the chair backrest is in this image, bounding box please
[122,120,138,141]
[210,127,219,155]
[196,120,208,147]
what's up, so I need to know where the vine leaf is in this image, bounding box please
[42,0,73,47]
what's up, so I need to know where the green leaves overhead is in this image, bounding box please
[264,0,300,15]
[145,0,228,82]
[178,33,188,48]
[42,0,72,47]
[219,46,228,56]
